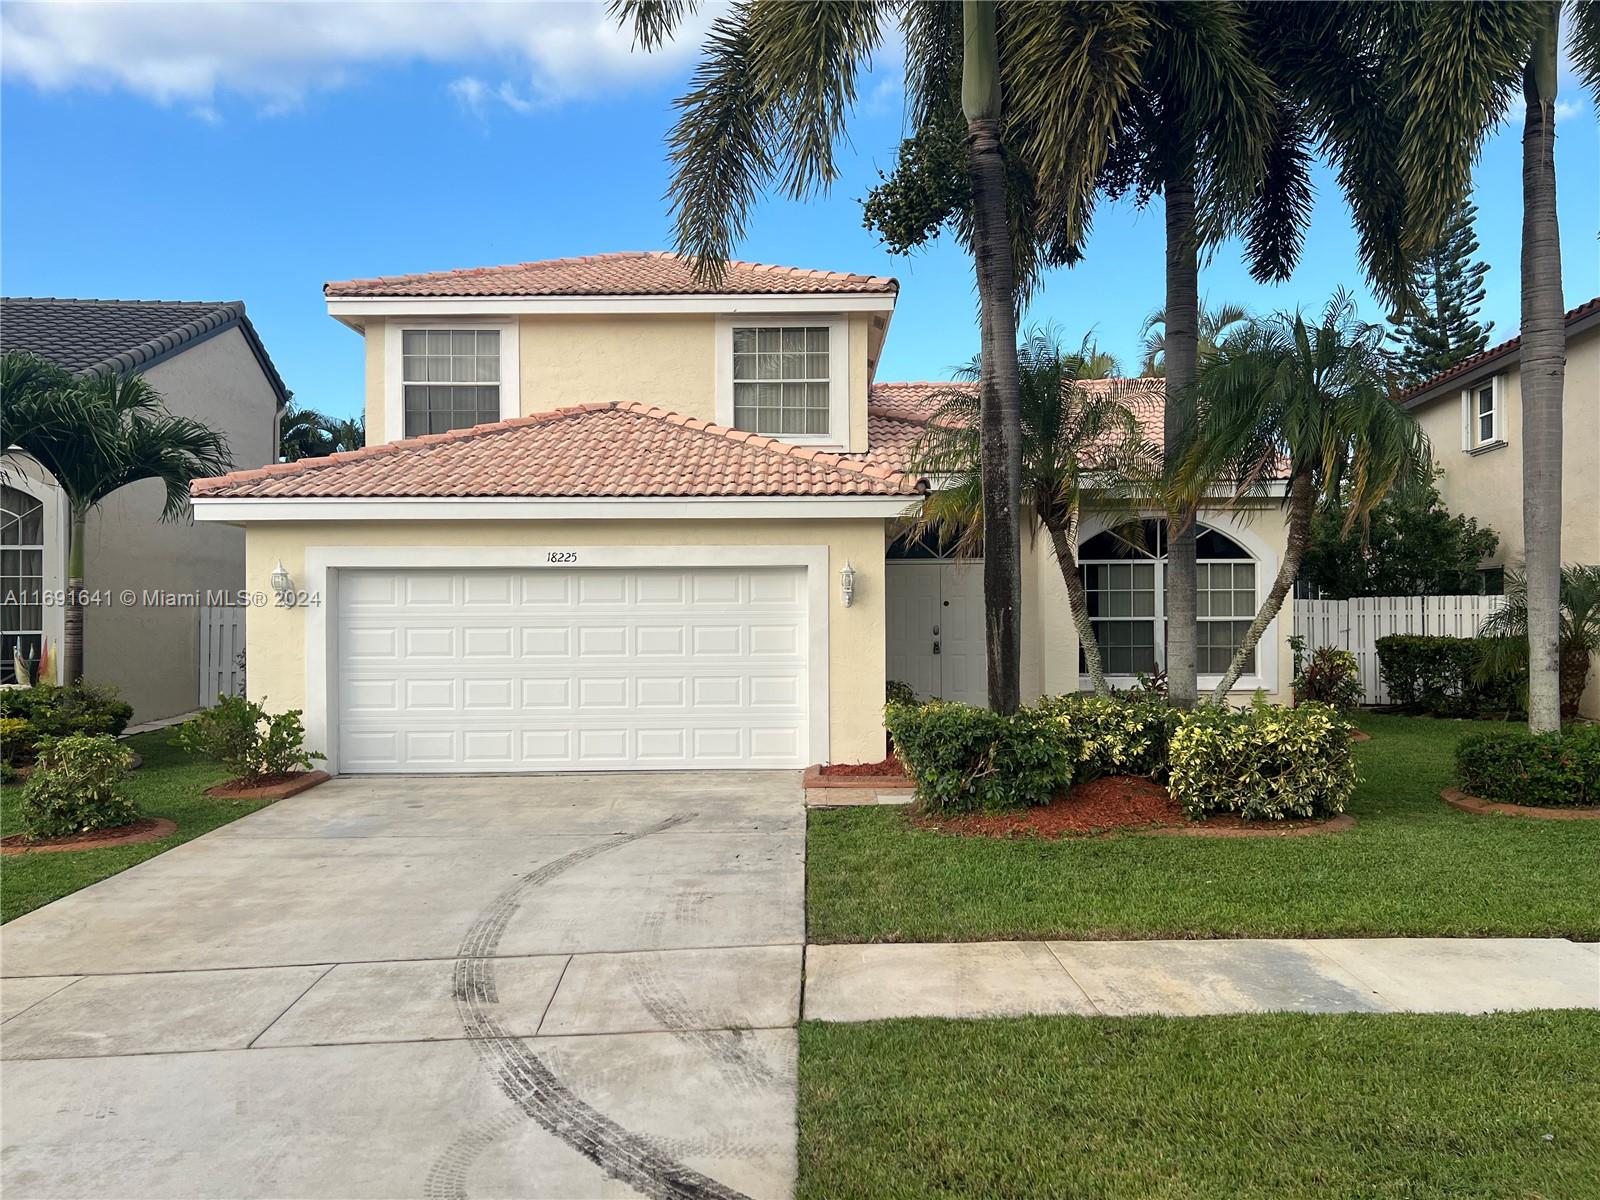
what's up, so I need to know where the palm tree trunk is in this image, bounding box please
[1521,5,1564,734]
[64,506,87,685]
[1211,473,1314,701]
[963,0,1022,715]
[1163,160,1200,708]
[1045,511,1110,697]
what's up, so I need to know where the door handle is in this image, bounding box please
[932,640,941,655]
[932,624,941,636]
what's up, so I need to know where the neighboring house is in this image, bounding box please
[1400,295,1600,716]
[191,252,1293,775]
[1,298,287,719]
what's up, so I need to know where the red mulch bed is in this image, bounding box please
[2,817,177,855]
[818,754,907,779]
[913,775,1354,840]
[1441,787,1600,821]
[205,770,331,800]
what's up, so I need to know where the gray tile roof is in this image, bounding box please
[0,297,290,406]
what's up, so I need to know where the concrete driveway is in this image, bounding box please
[0,773,805,1200]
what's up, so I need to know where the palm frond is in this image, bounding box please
[610,0,700,50]
[1573,0,1600,109]
[664,0,892,282]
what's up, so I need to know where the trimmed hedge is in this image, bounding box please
[1039,693,1180,782]
[0,683,133,758]
[885,701,1075,814]
[1375,635,1521,717]
[1168,701,1357,821]
[1455,724,1600,807]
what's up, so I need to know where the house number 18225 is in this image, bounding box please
[545,551,579,564]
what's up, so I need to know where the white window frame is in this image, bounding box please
[714,315,848,447]
[1461,375,1505,454]
[1075,513,1279,694]
[383,319,519,445]
[0,456,68,688]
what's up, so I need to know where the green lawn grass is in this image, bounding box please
[1,729,267,923]
[798,1010,1600,1200]
[807,713,1600,942]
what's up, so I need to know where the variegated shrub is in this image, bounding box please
[1169,700,1357,820]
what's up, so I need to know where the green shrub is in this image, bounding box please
[1038,693,1180,782]
[1169,701,1357,821]
[17,734,138,839]
[177,695,322,783]
[1455,724,1600,807]
[1293,646,1364,713]
[0,682,134,743]
[885,679,917,707]
[1375,635,1521,717]
[885,700,1076,814]
[1,716,35,766]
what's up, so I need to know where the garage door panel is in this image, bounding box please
[404,575,455,606]
[404,678,457,709]
[462,626,514,658]
[403,627,456,657]
[463,678,515,710]
[337,567,808,772]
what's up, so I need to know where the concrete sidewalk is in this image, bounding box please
[804,937,1600,1022]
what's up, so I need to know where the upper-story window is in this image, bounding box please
[1463,376,1503,452]
[716,316,847,446]
[402,329,500,437]
[732,326,831,436]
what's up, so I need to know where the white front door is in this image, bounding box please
[335,566,809,772]
[885,561,988,705]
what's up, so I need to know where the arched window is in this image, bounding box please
[1079,519,1258,678]
[2,485,46,684]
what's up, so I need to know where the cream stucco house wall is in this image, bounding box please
[192,252,1294,775]
[1,299,286,721]
[1402,296,1600,716]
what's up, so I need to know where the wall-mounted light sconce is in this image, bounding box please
[840,560,856,608]
[269,560,293,594]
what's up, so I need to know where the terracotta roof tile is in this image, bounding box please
[326,251,898,299]
[1397,295,1600,405]
[192,402,924,501]
[859,379,1166,474]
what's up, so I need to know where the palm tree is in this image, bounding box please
[1003,3,1541,708]
[278,399,331,462]
[1517,4,1600,732]
[906,331,1156,697]
[613,0,1031,711]
[324,415,366,455]
[1183,292,1429,701]
[1138,301,1249,378]
[0,352,232,684]
[1479,565,1600,721]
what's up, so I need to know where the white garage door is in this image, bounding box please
[336,567,809,772]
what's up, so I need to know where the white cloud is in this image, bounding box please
[1554,99,1583,123]
[1,0,716,114]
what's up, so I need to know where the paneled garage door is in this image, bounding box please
[336,567,809,772]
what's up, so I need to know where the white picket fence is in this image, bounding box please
[198,605,246,706]
[1292,594,1506,705]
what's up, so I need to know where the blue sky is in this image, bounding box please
[3,2,1597,421]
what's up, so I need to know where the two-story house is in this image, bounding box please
[192,253,1295,774]
[2,297,286,720]
[1400,294,1600,716]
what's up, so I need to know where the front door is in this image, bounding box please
[886,561,988,706]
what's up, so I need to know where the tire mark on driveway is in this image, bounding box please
[424,813,755,1200]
